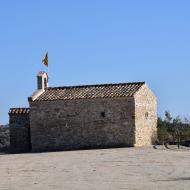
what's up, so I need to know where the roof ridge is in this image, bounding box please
[9,107,30,109]
[47,82,145,90]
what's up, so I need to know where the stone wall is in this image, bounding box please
[134,84,157,146]
[29,97,136,152]
[9,114,31,152]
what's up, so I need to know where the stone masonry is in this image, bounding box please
[9,108,31,153]
[29,97,136,152]
[134,84,157,146]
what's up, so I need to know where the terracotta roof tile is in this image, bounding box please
[9,108,30,115]
[34,82,145,102]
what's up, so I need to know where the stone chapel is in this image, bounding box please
[9,71,157,152]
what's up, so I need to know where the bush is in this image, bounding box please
[0,126,10,151]
[157,112,190,148]
[157,117,169,144]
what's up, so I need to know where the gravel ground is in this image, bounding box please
[0,146,190,190]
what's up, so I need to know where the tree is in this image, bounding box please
[157,117,169,144]
[157,111,190,149]
[164,111,172,123]
[173,116,183,149]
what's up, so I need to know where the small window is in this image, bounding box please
[44,78,47,88]
[37,76,42,89]
[145,112,149,119]
[101,112,105,118]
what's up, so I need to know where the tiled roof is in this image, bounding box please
[9,108,30,115]
[34,82,145,102]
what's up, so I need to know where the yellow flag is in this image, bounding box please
[42,52,48,67]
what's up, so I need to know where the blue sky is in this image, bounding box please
[0,1,190,124]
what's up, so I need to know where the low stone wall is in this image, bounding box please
[9,113,31,153]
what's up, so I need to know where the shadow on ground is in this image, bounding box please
[156,177,190,182]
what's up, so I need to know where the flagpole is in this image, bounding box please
[47,52,49,86]
[42,52,49,86]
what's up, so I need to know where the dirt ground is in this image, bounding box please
[0,146,190,190]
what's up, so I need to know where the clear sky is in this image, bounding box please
[0,1,190,124]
